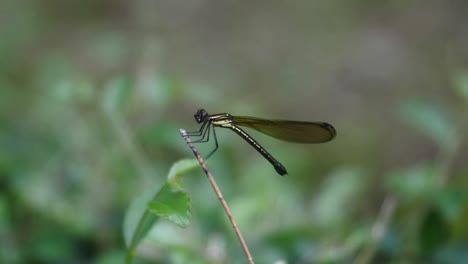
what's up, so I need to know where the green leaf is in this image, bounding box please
[123,182,162,251]
[123,159,199,264]
[433,187,468,221]
[385,164,436,201]
[311,167,365,227]
[148,182,191,228]
[399,101,455,148]
[167,159,200,181]
[420,206,450,254]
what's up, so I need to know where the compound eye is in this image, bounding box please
[201,110,208,120]
[194,109,205,123]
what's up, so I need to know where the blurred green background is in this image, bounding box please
[1,1,468,263]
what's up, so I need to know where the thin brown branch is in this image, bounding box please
[179,129,255,264]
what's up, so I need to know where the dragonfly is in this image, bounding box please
[187,109,336,176]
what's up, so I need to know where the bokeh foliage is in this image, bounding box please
[1,1,468,263]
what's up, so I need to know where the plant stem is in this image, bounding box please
[180,129,255,264]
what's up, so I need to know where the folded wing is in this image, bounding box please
[232,116,336,143]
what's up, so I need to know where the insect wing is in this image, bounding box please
[232,116,336,143]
